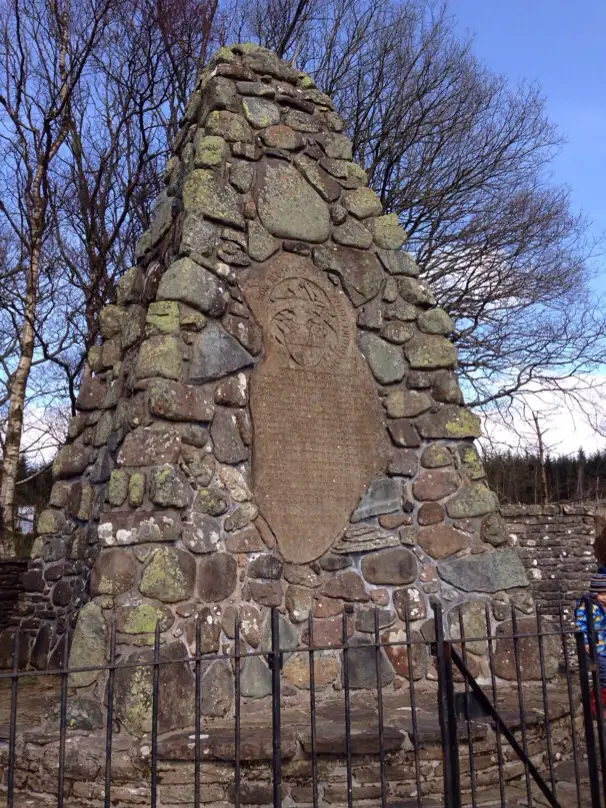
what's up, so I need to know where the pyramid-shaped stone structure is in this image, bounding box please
[3,45,529,722]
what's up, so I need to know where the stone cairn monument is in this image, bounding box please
[4,44,530,733]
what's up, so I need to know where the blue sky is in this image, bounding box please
[450,0,606,293]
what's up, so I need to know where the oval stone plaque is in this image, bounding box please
[242,254,388,563]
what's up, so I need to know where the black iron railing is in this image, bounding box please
[1,600,605,808]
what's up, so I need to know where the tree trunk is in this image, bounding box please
[0,240,40,557]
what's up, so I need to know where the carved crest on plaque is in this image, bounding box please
[241,254,388,564]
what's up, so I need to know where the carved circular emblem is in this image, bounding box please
[267,277,340,368]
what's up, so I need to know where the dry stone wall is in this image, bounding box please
[503,503,597,613]
[3,45,530,723]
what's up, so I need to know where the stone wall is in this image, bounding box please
[0,559,28,631]
[502,503,598,613]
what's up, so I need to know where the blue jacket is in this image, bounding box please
[575,596,606,656]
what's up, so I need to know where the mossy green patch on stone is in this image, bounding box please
[139,547,196,602]
[367,213,406,250]
[195,488,228,516]
[404,334,457,370]
[87,345,103,372]
[342,187,382,219]
[416,406,481,440]
[418,307,454,335]
[117,602,174,634]
[194,134,227,168]
[68,602,107,688]
[37,509,64,535]
[205,110,252,143]
[108,470,129,506]
[135,334,182,381]
[146,301,180,333]
[242,97,280,129]
[446,483,498,519]
[183,169,245,229]
[458,444,485,480]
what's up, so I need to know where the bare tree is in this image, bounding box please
[0,0,114,550]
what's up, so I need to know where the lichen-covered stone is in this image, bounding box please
[380,321,414,344]
[404,334,457,369]
[180,213,217,257]
[481,511,508,547]
[313,243,383,306]
[257,161,330,242]
[324,133,352,160]
[68,602,107,688]
[108,470,129,506]
[385,389,431,418]
[393,587,427,621]
[358,333,405,384]
[183,169,245,228]
[189,322,254,383]
[342,187,382,219]
[140,547,196,602]
[294,154,341,202]
[99,304,124,338]
[247,220,279,262]
[128,473,146,507]
[397,277,436,307]
[37,509,66,535]
[211,407,249,463]
[135,334,182,380]
[230,161,255,193]
[242,97,280,128]
[157,257,228,316]
[118,427,181,466]
[149,379,214,422]
[377,250,420,276]
[194,134,227,168]
[205,110,252,142]
[116,600,175,634]
[117,266,144,304]
[418,307,454,335]
[446,483,498,518]
[367,214,406,249]
[145,300,180,333]
[260,124,303,150]
[421,444,453,468]
[181,512,221,554]
[415,406,482,439]
[248,554,283,580]
[332,218,373,249]
[194,488,228,517]
[150,464,192,508]
[53,442,90,478]
[458,444,484,480]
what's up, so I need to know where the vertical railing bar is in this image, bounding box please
[104,620,116,808]
[559,604,582,808]
[458,607,476,807]
[536,604,556,798]
[584,594,606,805]
[7,628,20,808]
[271,608,282,808]
[576,630,602,808]
[511,605,532,808]
[57,629,69,808]
[308,613,318,808]
[485,602,505,807]
[342,610,353,808]
[151,622,160,808]
[374,608,386,808]
[194,616,201,808]
[235,613,241,808]
[404,605,422,808]
[435,601,457,808]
